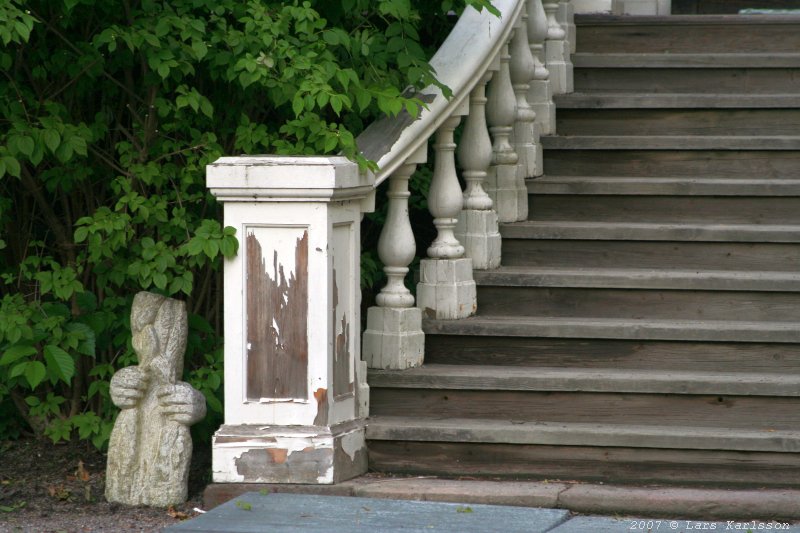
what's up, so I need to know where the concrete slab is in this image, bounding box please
[166,492,570,533]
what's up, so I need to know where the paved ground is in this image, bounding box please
[166,492,799,533]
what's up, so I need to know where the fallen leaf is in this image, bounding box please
[76,460,90,482]
[167,506,190,520]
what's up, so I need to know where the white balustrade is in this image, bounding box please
[544,0,573,94]
[417,113,478,320]
[486,41,523,224]
[510,9,539,213]
[528,0,556,136]
[455,72,502,270]
[362,153,426,369]
[559,0,577,54]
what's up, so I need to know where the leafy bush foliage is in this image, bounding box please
[0,0,494,447]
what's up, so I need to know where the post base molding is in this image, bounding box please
[212,421,367,485]
[362,307,425,370]
[455,209,502,270]
[417,258,477,320]
[546,40,573,95]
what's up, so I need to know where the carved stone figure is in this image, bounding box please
[105,292,206,507]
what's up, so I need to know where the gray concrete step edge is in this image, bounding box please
[202,477,800,520]
[540,135,800,150]
[472,266,800,292]
[364,416,800,453]
[527,176,800,196]
[554,93,800,108]
[423,316,800,343]
[367,364,800,396]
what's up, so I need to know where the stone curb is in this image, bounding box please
[203,477,800,520]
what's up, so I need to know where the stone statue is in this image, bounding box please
[105,292,206,507]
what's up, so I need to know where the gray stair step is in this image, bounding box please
[555,108,800,136]
[368,364,800,396]
[500,221,800,242]
[473,266,800,292]
[424,336,800,373]
[574,14,800,54]
[573,53,800,68]
[501,238,800,271]
[476,285,800,321]
[541,135,800,150]
[528,194,800,224]
[554,93,800,108]
[670,1,800,15]
[544,149,800,179]
[528,176,800,196]
[423,316,800,343]
[367,417,800,453]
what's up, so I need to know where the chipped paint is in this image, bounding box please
[246,231,309,401]
[313,387,329,426]
[340,429,364,461]
[331,268,353,399]
[267,448,288,464]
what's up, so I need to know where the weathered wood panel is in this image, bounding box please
[369,388,800,429]
[672,0,800,14]
[246,230,308,400]
[424,336,800,373]
[501,239,800,271]
[367,441,800,487]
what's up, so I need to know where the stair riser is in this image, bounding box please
[544,150,800,178]
[476,286,800,322]
[501,239,800,271]
[425,336,800,373]
[556,109,800,136]
[368,441,800,487]
[370,389,800,429]
[576,25,800,54]
[672,0,800,14]
[574,68,800,94]
[528,195,800,224]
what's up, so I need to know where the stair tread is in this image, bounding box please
[573,52,800,68]
[423,316,800,343]
[554,93,800,109]
[528,176,800,196]
[501,221,800,242]
[541,135,800,150]
[366,416,800,452]
[368,364,800,396]
[473,266,800,291]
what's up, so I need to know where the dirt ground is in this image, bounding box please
[0,438,209,532]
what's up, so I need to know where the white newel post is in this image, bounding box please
[455,72,502,270]
[417,113,478,320]
[544,1,572,94]
[362,148,427,369]
[528,0,556,136]
[486,41,522,224]
[207,156,372,484]
[510,8,539,215]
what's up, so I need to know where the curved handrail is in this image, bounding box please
[356,0,526,187]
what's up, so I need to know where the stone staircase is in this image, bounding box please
[365,14,800,487]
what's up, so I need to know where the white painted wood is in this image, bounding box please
[509,11,538,219]
[544,1,572,94]
[428,115,467,260]
[621,0,669,14]
[486,43,522,224]
[528,0,557,136]
[572,0,621,13]
[207,156,370,484]
[455,72,503,270]
[416,258,478,320]
[362,161,426,370]
[559,0,576,55]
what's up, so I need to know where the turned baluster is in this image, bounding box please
[486,41,521,224]
[455,72,502,270]
[417,114,477,320]
[509,10,537,219]
[528,0,556,136]
[543,1,569,95]
[362,160,425,369]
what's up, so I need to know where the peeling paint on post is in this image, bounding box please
[246,231,309,401]
[207,156,371,486]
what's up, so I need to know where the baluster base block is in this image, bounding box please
[362,307,425,369]
[456,209,502,270]
[488,164,525,223]
[530,80,557,136]
[212,422,367,484]
[417,258,477,320]
[546,40,574,94]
